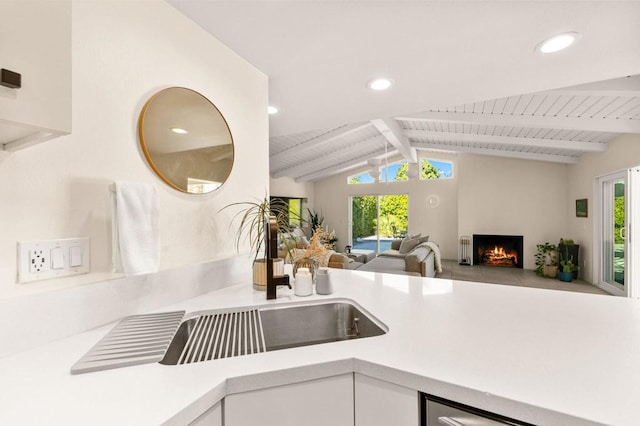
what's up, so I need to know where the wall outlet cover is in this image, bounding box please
[29,249,47,273]
[17,238,90,283]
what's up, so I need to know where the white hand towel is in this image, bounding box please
[111,182,160,276]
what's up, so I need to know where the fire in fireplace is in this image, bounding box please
[473,234,523,268]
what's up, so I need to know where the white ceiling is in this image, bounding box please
[169,1,640,182]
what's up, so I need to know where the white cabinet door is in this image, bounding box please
[225,373,354,426]
[354,374,419,426]
[0,1,71,150]
[190,401,222,426]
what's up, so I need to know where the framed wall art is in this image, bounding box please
[576,199,588,218]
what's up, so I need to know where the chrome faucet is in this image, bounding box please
[266,215,291,300]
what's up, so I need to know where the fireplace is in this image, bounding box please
[473,234,523,268]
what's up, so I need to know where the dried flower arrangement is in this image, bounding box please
[291,226,337,265]
[311,226,337,250]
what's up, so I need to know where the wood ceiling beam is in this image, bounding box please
[270,122,372,167]
[398,111,640,133]
[403,129,607,152]
[293,147,389,182]
[371,118,417,163]
[544,89,640,99]
[545,74,640,98]
[411,141,579,164]
[272,131,387,179]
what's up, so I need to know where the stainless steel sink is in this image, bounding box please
[260,301,386,351]
[160,299,387,365]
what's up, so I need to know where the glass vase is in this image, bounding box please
[293,257,319,283]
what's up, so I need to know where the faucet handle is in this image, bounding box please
[273,274,291,289]
[267,274,291,299]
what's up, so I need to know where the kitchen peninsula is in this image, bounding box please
[0,269,636,425]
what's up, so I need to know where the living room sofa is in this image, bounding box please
[356,238,439,278]
[327,253,363,270]
[278,230,439,276]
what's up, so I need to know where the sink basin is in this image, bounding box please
[160,299,387,365]
[260,301,386,351]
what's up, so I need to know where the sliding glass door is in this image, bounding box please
[597,167,638,297]
[599,172,626,294]
[350,194,408,252]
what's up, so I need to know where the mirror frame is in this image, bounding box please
[138,87,234,194]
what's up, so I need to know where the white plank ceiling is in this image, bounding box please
[271,75,640,181]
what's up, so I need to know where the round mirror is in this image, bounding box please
[138,87,234,194]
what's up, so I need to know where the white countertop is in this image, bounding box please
[1,270,638,425]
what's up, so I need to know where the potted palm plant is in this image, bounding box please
[222,197,293,290]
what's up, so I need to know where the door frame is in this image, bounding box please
[593,167,639,297]
[349,194,409,252]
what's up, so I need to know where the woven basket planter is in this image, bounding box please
[543,265,558,278]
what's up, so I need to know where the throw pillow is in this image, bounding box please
[399,236,421,254]
[296,236,309,249]
[292,227,306,238]
[417,235,430,244]
[390,239,402,251]
[283,237,297,250]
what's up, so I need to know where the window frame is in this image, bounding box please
[419,158,454,180]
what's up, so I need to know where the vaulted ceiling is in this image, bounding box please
[271,76,640,181]
[170,1,640,182]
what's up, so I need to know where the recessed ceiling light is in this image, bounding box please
[368,78,393,91]
[536,32,581,53]
[268,105,279,114]
[171,127,188,134]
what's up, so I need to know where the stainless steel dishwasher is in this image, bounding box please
[421,394,534,426]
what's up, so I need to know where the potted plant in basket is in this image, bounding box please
[535,242,558,278]
[221,197,294,290]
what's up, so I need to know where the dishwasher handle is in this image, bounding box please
[438,415,507,426]
[424,395,531,426]
[438,417,465,426]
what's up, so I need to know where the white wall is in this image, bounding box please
[457,155,569,270]
[270,176,316,211]
[567,134,640,283]
[0,1,268,299]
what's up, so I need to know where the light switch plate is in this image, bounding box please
[51,247,65,270]
[17,238,90,283]
[69,246,83,267]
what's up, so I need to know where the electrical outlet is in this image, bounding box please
[29,249,47,273]
[17,238,90,283]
